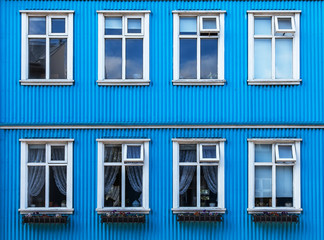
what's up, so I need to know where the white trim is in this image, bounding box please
[199,16,220,33]
[247,208,302,214]
[172,208,226,214]
[124,144,144,162]
[172,10,227,14]
[247,10,301,14]
[97,10,151,14]
[274,16,296,33]
[20,10,75,14]
[97,139,150,143]
[96,208,151,214]
[172,138,226,143]
[20,139,74,142]
[247,79,302,85]
[275,143,297,162]
[19,208,74,214]
[199,143,220,162]
[247,138,302,143]
[19,80,74,86]
[97,80,150,86]
[172,79,226,86]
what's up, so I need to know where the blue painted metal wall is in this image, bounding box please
[0,0,324,125]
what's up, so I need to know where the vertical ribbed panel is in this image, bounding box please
[1,0,324,125]
[0,128,323,239]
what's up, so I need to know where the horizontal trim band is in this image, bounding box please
[97,10,151,14]
[20,10,75,13]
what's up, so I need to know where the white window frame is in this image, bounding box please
[172,138,226,213]
[199,16,220,33]
[97,11,150,86]
[20,10,74,86]
[274,16,296,33]
[96,139,150,214]
[247,10,301,85]
[199,143,220,162]
[275,143,297,162]
[247,138,302,214]
[19,139,74,214]
[172,11,226,86]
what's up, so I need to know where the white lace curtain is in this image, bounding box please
[202,166,218,194]
[28,148,45,197]
[127,166,143,204]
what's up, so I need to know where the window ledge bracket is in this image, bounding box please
[172,208,226,214]
[247,208,303,214]
[20,79,74,86]
[247,79,302,86]
[97,80,150,86]
[172,79,226,86]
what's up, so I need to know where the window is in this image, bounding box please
[172,139,225,213]
[172,11,225,85]
[247,11,301,85]
[97,11,150,86]
[248,139,302,213]
[19,139,74,214]
[97,139,150,213]
[20,11,74,85]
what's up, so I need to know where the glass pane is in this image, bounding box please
[180,17,197,35]
[29,17,46,35]
[255,166,272,207]
[126,39,143,79]
[105,39,122,79]
[278,145,293,159]
[276,166,293,207]
[127,18,141,33]
[202,18,217,29]
[201,166,218,207]
[278,18,292,30]
[125,166,143,207]
[51,18,65,33]
[254,39,272,79]
[275,39,293,79]
[49,166,66,207]
[104,166,121,207]
[179,144,197,162]
[200,39,218,79]
[50,39,67,79]
[179,166,197,207]
[28,144,45,163]
[255,144,272,162]
[127,146,141,159]
[202,145,217,159]
[180,39,197,79]
[28,166,45,207]
[105,17,122,35]
[104,145,122,162]
[29,39,46,79]
[254,17,271,35]
[51,146,65,161]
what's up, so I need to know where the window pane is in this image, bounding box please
[254,17,271,35]
[201,166,218,207]
[104,145,122,162]
[202,145,217,159]
[200,39,218,79]
[127,146,141,159]
[179,166,197,207]
[105,39,122,79]
[127,18,141,33]
[28,144,45,163]
[105,17,122,35]
[126,39,143,79]
[278,145,293,159]
[202,18,217,29]
[104,166,121,207]
[29,39,46,79]
[276,166,293,207]
[51,146,65,161]
[255,166,272,207]
[254,39,272,79]
[255,144,272,162]
[49,166,66,207]
[278,18,292,30]
[179,144,196,162]
[180,17,197,35]
[51,18,65,33]
[126,166,143,207]
[29,17,46,35]
[180,39,197,79]
[50,39,67,79]
[28,166,45,207]
[275,39,293,79]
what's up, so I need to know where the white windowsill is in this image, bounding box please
[247,208,303,214]
[19,208,74,214]
[20,79,74,86]
[96,208,151,214]
[172,79,226,86]
[97,79,150,86]
[247,79,302,85]
[172,208,226,214]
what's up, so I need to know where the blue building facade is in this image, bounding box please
[0,0,323,239]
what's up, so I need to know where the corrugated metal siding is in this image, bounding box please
[0,128,323,240]
[1,0,324,125]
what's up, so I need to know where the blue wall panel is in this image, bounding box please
[0,128,323,239]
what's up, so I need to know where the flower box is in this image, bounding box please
[252,213,299,223]
[101,214,145,223]
[22,215,68,224]
[177,213,223,222]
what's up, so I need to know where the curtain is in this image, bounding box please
[127,166,143,204]
[51,147,67,196]
[104,147,121,203]
[202,166,218,194]
[179,149,196,195]
[28,148,45,197]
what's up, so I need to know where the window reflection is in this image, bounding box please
[29,17,46,35]
[105,39,122,79]
[200,39,218,79]
[50,39,67,79]
[180,39,197,79]
[126,39,143,79]
[29,39,46,79]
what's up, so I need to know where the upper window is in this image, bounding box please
[172,139,225,213]
[247,11,301,85]
[97,139,150,214]
[248,139,301,213]
[20,11,74,85]
[172,11,225,85]
[97,11,150,86]
[19,139,74,214]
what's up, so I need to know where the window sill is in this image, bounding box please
[97,79,150,86]
[247,208,302,214]
[20,79,74,86]
[96,208,151,214]
[172,208,226,214]
[172,79,226,86]
[19,208,74,215]
[247,79,302,85]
